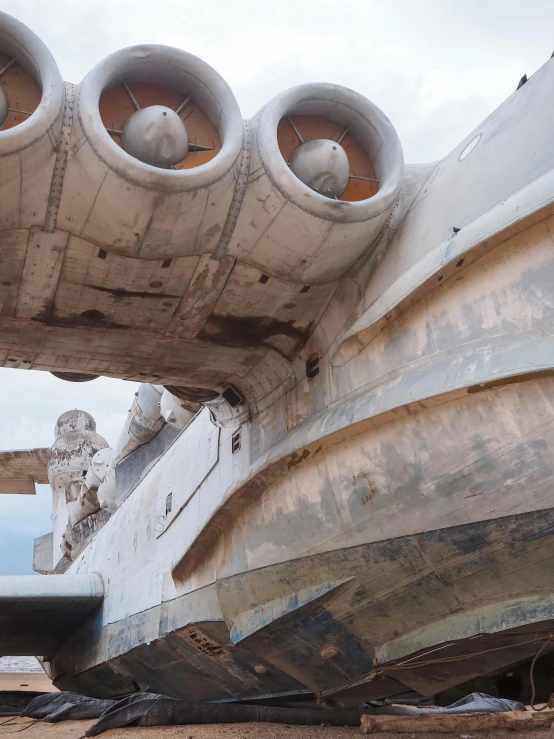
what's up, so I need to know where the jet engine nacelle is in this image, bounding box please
[0,11,407,396]
[57,45,244,258]
[0,12,63,230]
[231,84,404,283]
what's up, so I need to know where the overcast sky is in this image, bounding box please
[1,0,553,575]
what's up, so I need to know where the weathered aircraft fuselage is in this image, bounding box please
[1,10,554,706]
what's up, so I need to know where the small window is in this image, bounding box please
[162,259,172,268]
[165,492,172,515]
[301,285,310,293]
[259,274,269,284]
[232,430,241,454]
[97,248,107,259]
[306,354,320,379]
[459,134,481,161]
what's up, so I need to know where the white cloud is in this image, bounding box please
[3,0,554,161]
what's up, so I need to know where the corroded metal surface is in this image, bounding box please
[3,9,554,709]
[0,12,401,393]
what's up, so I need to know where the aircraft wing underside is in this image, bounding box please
[0,574,104,655]
[0,449,49,494]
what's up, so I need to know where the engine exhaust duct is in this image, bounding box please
[230,83,403,283]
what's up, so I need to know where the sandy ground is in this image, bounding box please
[0,672,58,692]
[0,718,553,739]
[0,719,358,738]
[0,674,551,738]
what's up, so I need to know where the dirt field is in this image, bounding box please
[0,674,552,739]
[1,717,554,739]
[0,720,358,738]
[0,672,58,692]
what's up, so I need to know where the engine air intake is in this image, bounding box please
[78,44,243,189]
[279,115,379,201]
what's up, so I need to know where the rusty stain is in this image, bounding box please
[287,448,311,470]
[203,224,221,239]
[353,472,379,502]
[243,353,260,367]
[199,315,304,349]
[48,310,128,330]
[88,285,180,300]
[192,266,210,289]
[165,256,236,339]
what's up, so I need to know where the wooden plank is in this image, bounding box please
[360,710,554,734]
